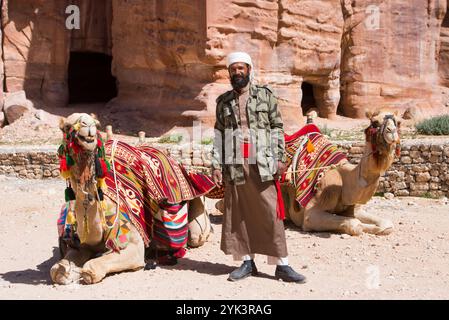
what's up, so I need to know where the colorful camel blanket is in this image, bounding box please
[57,140,217,253]
[284,124,347,207]
[101,140,216,250]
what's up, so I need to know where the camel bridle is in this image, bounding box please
[365,114,401,159]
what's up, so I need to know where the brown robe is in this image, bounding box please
[220,86,288,258]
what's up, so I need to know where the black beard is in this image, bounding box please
[231,74,250,91]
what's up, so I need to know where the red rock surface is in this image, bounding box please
[1,0,449,135]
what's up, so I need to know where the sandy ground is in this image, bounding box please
[0,175,449,300]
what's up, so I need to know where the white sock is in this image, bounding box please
[233,254,255,261]
[267,256,289,265]
[243,254,255,261]
[276,257,289,266]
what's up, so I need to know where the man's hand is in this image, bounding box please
[212,169,223,186]
[273,161,288,180]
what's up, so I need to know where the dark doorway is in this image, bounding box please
[68,52,117,104]
[443,11,449,28]
[300,82,316,115]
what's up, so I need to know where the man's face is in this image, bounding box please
[229,62,251,90]
[229,62,250,78]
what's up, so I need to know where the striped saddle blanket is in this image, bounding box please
[102,140,217,251]
[57,140,217,253]
[283,124,347,207]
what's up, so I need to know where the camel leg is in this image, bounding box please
[188,198,211,248]
[50,247,92,285]
[80,230,145,284]
[354,205,394,235]
[303,206,364,236]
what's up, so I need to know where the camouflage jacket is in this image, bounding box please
[211,84,286,185]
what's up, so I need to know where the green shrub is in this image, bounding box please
[415,115,449,135]
[158,134,183,144]
[201,137,214,145]
[421,192,439,199]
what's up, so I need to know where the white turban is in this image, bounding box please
[226,51,253,69]
[226,51,255,82]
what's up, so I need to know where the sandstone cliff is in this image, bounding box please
[1,0,449,135]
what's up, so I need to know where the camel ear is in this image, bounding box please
[365,111,373,119]
[90,113,101,128]
[59,117,72,133]
[365,110,380,120]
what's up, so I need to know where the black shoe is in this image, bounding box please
[228,260,258,282]
[275,265,307,283]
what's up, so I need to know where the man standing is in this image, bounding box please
[211,52,306,283]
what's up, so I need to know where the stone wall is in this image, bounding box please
[0,146,60,179]
[1,140,449,197]
[338,141,449,198]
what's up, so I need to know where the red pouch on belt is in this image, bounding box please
[241,142,252,158]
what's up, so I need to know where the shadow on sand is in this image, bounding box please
[0,247,60,286]
[155,257,280,281]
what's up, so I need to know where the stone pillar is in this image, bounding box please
[340,0,447,118]
[42,0,70,108]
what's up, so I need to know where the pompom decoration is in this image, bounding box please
[66,210,76,225]
[306,139,315,153]
[65,186,76,202]
[98,178,107,190]
[59,156,68,172]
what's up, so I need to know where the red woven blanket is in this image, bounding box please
[284,124,347,207]
[103,140,216,247]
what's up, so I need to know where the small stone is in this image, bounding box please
[400,156,412,164]
[416,172,431,182]
[396,190,409,197]
[384,192,394,200]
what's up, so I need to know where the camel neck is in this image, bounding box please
[357,142,394,187]
[358,152,381,187]
[74,196,104,246]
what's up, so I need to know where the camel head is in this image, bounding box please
[365,110,401,160]
[58,113,109,204]
[59,113,100,152]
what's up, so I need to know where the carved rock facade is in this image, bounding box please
[1,0,449,133]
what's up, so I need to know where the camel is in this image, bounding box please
[51,113,212,285]
[282,111,401,236]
